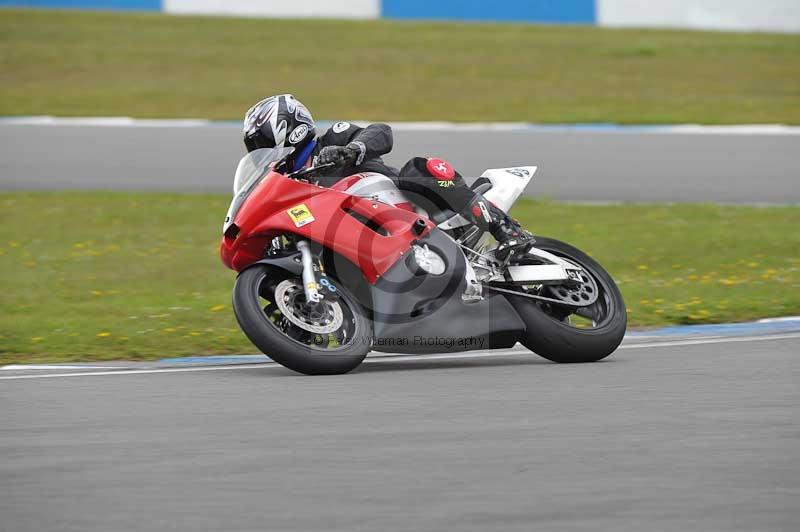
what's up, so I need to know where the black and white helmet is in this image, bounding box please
[243,94,316,153]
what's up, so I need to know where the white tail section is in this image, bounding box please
[481,166,537,213]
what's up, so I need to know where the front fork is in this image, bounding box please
[295,239,341,306]
[296,240,322,305]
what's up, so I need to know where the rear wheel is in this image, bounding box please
[233,265,372,375]
[507,237,627,363]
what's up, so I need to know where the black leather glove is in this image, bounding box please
[317,142,365,168]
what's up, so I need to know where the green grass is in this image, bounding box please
[1,192,798,365]
[1,8,800,123]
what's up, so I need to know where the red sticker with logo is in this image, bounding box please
[426,158,456,180]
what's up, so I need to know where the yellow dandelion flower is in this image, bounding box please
[209,304,226,312]
[636,265,648,271]
[96,332,111,338]
[189,331,201,336]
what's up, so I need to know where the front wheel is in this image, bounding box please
[508,237,627,363]
[233,265,372,375]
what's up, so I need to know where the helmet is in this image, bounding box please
[243,95,316,167]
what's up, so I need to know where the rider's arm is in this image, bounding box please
[318,122,393,167]
[348,123,393,164]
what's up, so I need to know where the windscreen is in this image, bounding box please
[224,147,294,233]
[232,147,294,195]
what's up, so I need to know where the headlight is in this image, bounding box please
[412,244,446,275]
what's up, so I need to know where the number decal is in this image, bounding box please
[506,168,530,178]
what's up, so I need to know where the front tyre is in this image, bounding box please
[233,265,372,375]
[509,237,627,363]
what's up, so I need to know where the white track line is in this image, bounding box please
[1,333,798,381]
[619,333,800,349]
[758,316,800,323]
[3,117,800,135]
[0,364,121,371]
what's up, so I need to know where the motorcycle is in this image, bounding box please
[220,148,626,375]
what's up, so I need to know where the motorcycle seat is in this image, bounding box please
[426,179,493,225]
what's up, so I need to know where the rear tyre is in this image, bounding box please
[233,265,372,375]
[508,237,627,363]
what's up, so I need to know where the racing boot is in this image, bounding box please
[461,195,534,262]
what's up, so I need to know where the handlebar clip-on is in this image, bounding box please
[287,162,336,182]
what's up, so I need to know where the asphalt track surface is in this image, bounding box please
[2,122,798,530]
[2,332,799,532]
[1,123,798,203]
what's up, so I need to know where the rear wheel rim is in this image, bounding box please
[533,252,617,331]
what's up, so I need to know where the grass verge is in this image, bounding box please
[1,8,800,123]
[1,192,798,365]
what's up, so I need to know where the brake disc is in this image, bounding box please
[274,280,344,334]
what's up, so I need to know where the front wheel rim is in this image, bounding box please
[256,274,361,352]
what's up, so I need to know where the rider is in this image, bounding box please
[243,94,533,259]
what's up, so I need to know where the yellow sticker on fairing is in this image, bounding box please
[287,204,315,227]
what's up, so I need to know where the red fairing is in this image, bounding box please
[330,173,415,212]
[220,171,433,283]
[329,174,365,192]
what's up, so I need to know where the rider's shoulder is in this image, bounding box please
[319,121,359,146]
[327,121,356,135]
